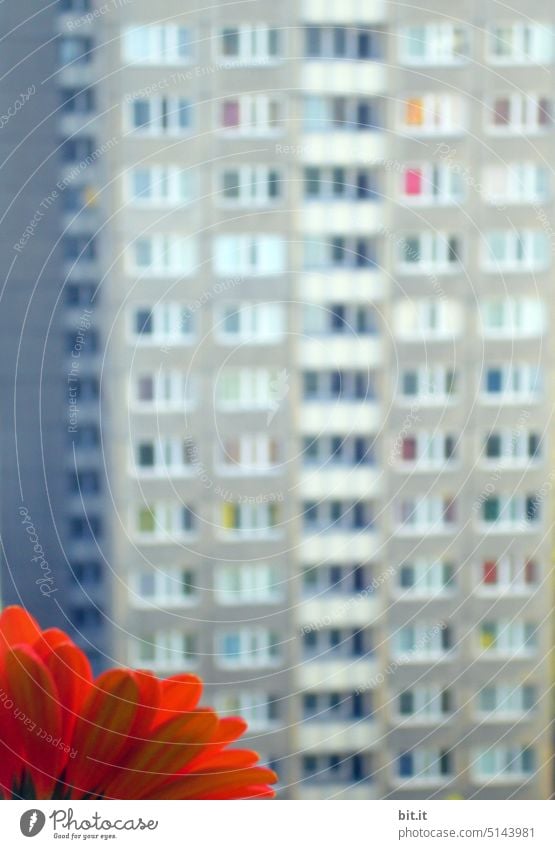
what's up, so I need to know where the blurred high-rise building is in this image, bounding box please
[8,0,553,798]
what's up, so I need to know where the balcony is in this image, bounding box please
[299,337,383,369]
[300,401,382,433]
[301,62,386,96]
[302,0,386,23]
[300,532,380,562]
[298,720,380,752]
[299,467,382,500]
[300,202,384,235]
[299,270,387,303]
[297,782,378,800]
[297,594,382,628]
[301,132,385,165]
[297,658,380,691]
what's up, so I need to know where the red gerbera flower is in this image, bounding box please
[0,606,277,800]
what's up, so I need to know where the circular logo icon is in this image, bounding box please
[20,810,46,837]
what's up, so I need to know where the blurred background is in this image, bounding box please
[0,0,553,799]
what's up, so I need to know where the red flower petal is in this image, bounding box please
[43,643,93,748]
[3,646,64,798]
[64,669,140,798]
[0,607,41,650]
[101,710,218,799]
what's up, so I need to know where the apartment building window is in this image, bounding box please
[399,232,462,271]
[129,97,192,135]
[395,624,452,658]
[216,302,284,343]
[484,431,541,464]
[135,503,196,539]
[218,166,281,205]
[220,503,280,538]
[73,377,99,401]
[132,567,197,606]
[477,685,537,716]
[70,424,99,448]
[59,37,93,65]
[303,627,372,659]
[474,747,535,781]
[401,164,464,204]
[133,632,197,668]
[122,25,192,64]
[61,87,95,114]
[394,300,461,340]
[399,433,456,467]
[488,94,553,132]
[218,25,281,62]
[303,370,376,401]
[134,372,196,410]
[131,304,196,343]
[303,500,375,532]
[214,235,285,276]
[215,692,280,730]
[127,166,194,206]
[303,435,376,466]
[215,563,281,604]
[483,230,549,271]
[304,26,382,60]
[400,94,465,133]
[303,691,373,721]
[304,167,380,201]
[397,749,452,780]
[482,365,542,401]
[64,236,96,261]
[303,303,379,336]
[488,23,553,64]
[220,96,283,133]
[61,137,95,163]
[72,561,102,585]
[302,754,372,784]
[217,434,281,472]
[216,629,280,668]
[399,367,457,402]
[60,0,91,9]
[398,561,454,595]
[302,563,374,595]
[304,236,378,269]
[130,235,197,276]
[398,496,457,530]
[480,299,545,337]
[134,438,195,475]
[480,557,538,590]
[216,368,282,410]
[303,96,381,131]
[399,24,469,65]
[69,515,102,540]
[482,163,549,204]
[481,495,541,527]
[68,469,100,494]
[398,688,453,719]
[478,621,537,654]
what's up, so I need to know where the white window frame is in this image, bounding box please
[486,93,553,134]
[482,230,549,272]
[216,629,281,669]
[216,165,282,207]
[122,24,193,65]
[214,563,282,605]
[129,303,196,344]
[215,24,282,64]
[128,235,197,277]
[398,232,462,273]
[125,165,195,207]
[213,235,286,276]
[399,93,466,135]
[487,22,553,65]
[399,24,469,66]
[400,163,465,205]
[481,162,549,205]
